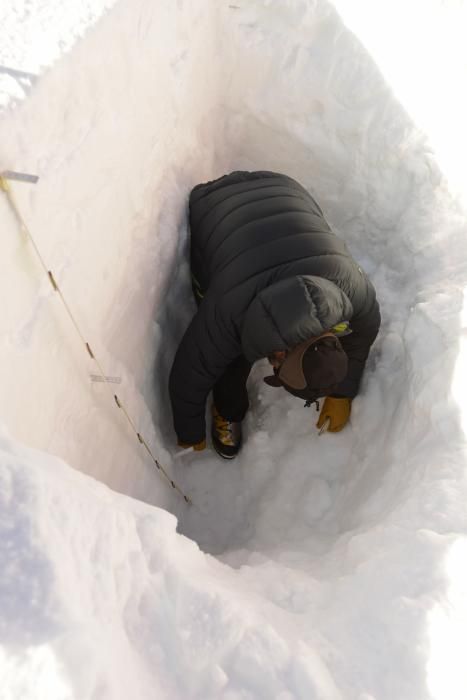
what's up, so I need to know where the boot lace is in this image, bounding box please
[213,409,236,446]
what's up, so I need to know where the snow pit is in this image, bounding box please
[1,1,467,698]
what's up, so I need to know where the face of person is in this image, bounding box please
[268,350,287,369]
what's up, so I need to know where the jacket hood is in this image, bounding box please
[241,275,353,361]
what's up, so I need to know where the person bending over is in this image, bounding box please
[169,171,380,459]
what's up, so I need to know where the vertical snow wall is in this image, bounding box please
[1,0,466,529]
[1,0,467,526]
[1,0,229,510]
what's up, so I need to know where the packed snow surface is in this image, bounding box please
[1,1,467,699]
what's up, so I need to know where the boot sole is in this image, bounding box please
[211,435,240,460]
[213,448,237,460]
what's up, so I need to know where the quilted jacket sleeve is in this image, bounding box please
[332,298,381,398]
[169,296,241,443]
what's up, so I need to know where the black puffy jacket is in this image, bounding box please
[169,171,380,443]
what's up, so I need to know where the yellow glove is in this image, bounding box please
[178,439,206,451]
[316,397,352,433]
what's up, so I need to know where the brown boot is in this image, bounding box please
[211,405,242,459]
